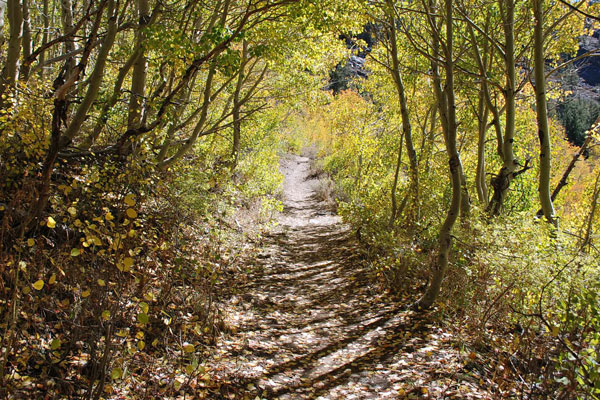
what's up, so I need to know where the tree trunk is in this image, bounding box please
[20,0,32,80]
[580,170,600,252]
[0,0,23,102]
[157,65,217,169]
[127,0,151,131]
[60,0,76,75]
[231,40,248,170]
[39,0,50,78]
[59,0,118,148]
[81,49,139,149]
[533,0,556,225]
[488,0,518,216]
[386,5,420,222]
[417,0,462,310]
[476,87,489,205]
[390,130,405,227]
[0,0,6,46]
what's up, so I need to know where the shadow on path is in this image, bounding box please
[208,154,494,400]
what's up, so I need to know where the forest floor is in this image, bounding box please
[206,153,498,399]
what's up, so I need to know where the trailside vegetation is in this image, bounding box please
[1,0,599,398]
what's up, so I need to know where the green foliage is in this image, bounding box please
[556,96,600,147]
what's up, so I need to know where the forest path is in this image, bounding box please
[208,153,492,399]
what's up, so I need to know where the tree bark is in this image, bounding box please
[488,0,519,216]
[0,0,23,102]
[533,0,557,225]
[416,0,462,310]
[60,0,76,75]
[0,0,6,46]
[19,0,32,80]
[59,0,118,148]
[580,170,600,252]
[476,86,489,205]
[390,129,405,227]
[127,0,151,131]
[39,0,50,78]
[231,39,248,170]
[386,3,420,222]
[81,49,139,149]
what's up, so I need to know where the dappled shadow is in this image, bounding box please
[208,154,493,399]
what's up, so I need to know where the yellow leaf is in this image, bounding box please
[182,343,195,353]
[105,212,114,221]
[71,248,81,257]
[97,279,105,286]
[126,208,137,219]
[173,379,182,391]
[27,238,35,247]
[123,257,134,271]
[116,329,128,337]
[137,340,145,351]
[67,207,76,216]
[47,217,56,228]
[81,289,91,298]
[124,194,136,206]
[22,286,31,295]
[186,364,195,375]
[552,326,559,337]
[139,302,149,314]
[50,338,61,350]
[102,310,110,320]
[33,280,44,290]
[111,367,123,380]
[49,273,57,285]
[137,313,149,324]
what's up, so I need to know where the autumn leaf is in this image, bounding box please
[33,279,44,290]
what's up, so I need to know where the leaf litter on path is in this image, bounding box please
[205,154,497,400]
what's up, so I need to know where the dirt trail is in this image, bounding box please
[210,154,493,399]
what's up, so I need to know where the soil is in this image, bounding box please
[208,153,496,399]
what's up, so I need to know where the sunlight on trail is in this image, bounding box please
[209,153,494,399]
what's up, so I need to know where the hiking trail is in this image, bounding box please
[208,153,494,399]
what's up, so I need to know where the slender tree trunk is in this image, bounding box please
[417,0,462,310]
[231,39,247,170]
[386,6,420,222]
[476,87,489,205]
[459,163,470,220]
[488,0,518,216]
[157,65,217,170]
[59,0,118,148]
[390,130,405,227]
[0,0,23,102]
[0,0,6,46]
[28,0,112,226]
[39,0,50,78]
[533,0,556,225]
[127,0,151,131]
[535,123,597,216]
[20,0,32,80]
[81,50,139,149]
[580,170,600,252]
[60,0,76,75]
